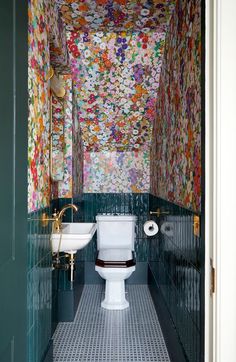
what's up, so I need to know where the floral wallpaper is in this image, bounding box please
[57,75,84,198]
[150,0,201,212]
[48,1,70,72]
[67,29,168,192]
[72,89,84,197]
[84,151,149,193]
[50,76,84,199]
[57,0,175,33]
[59,0,175,194]
[28,0,70,212]
[68,30,165,153]
[28,0,51,212]
[51,94,65,181]
[29,0,202,206]
[57,76,73,197]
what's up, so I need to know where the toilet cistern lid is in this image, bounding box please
[96,214,137,222]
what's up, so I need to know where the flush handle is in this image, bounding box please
[149,208,169,217]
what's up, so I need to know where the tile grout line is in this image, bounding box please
[53,284,170,362]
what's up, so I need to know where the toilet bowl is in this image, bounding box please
[95,249,135,309]
[95,215,137,310]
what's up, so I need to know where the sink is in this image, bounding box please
[51,222,97,254]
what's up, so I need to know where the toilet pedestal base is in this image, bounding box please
[101,280,129,310]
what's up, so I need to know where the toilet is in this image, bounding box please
[95,214,137,310]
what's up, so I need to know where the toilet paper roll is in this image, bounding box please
[160,222,174,237]
[144,220,159,236]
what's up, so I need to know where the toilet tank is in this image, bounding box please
[96,215,137,250]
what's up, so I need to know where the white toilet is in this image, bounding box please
[95,214,137,310]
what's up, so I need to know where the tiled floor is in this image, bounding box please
[53,284,170,362]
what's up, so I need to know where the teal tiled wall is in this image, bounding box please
[148,195,203,362]
[27,206,53,362]
[53,197,85,322]
[26,194,202,360]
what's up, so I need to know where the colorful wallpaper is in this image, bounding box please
[59,0,175,194]
[28,0,72,211]
[29,0,201,205]
[58,0,175,32]
[28,0,51,212]
[67,29,167,193]
[68,30,165,153]
[51,94,65,181]
[150,0,201,212]
[84,151,149,193]
[48,1,70,72]
[50,76,84,199]
[57,76,73,197]
[72,88,84,197]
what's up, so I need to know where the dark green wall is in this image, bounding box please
[27,207,53,362]
[0,1,28,361]
[148,195,203,362]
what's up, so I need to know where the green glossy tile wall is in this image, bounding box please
[54,197,85,322]
[148,195,203,362]
[81,193,149,262]
[27,206,53,362]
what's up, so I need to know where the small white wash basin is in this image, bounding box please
[51,222,97,254]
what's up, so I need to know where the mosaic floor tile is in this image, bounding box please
[53,284,170,362]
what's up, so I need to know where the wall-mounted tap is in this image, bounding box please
[58,203,78,220]
[28,203,79,233]
[53,203,79,233]
[31,211,62,233]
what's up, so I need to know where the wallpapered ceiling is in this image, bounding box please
[57,0,175,32]
[28,0,202,211]
[150,0,201,212]
[48,2,70,73]
[67,30,165,152]
[57,0,175,193]
[58,0,175,153]
[28,0,175,209]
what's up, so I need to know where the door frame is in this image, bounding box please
[205,0,214,361]
[205,0,236,361]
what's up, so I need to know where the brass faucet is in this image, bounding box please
[28,203,78,232]
[53,204,79,233]
[58,203,78,220]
